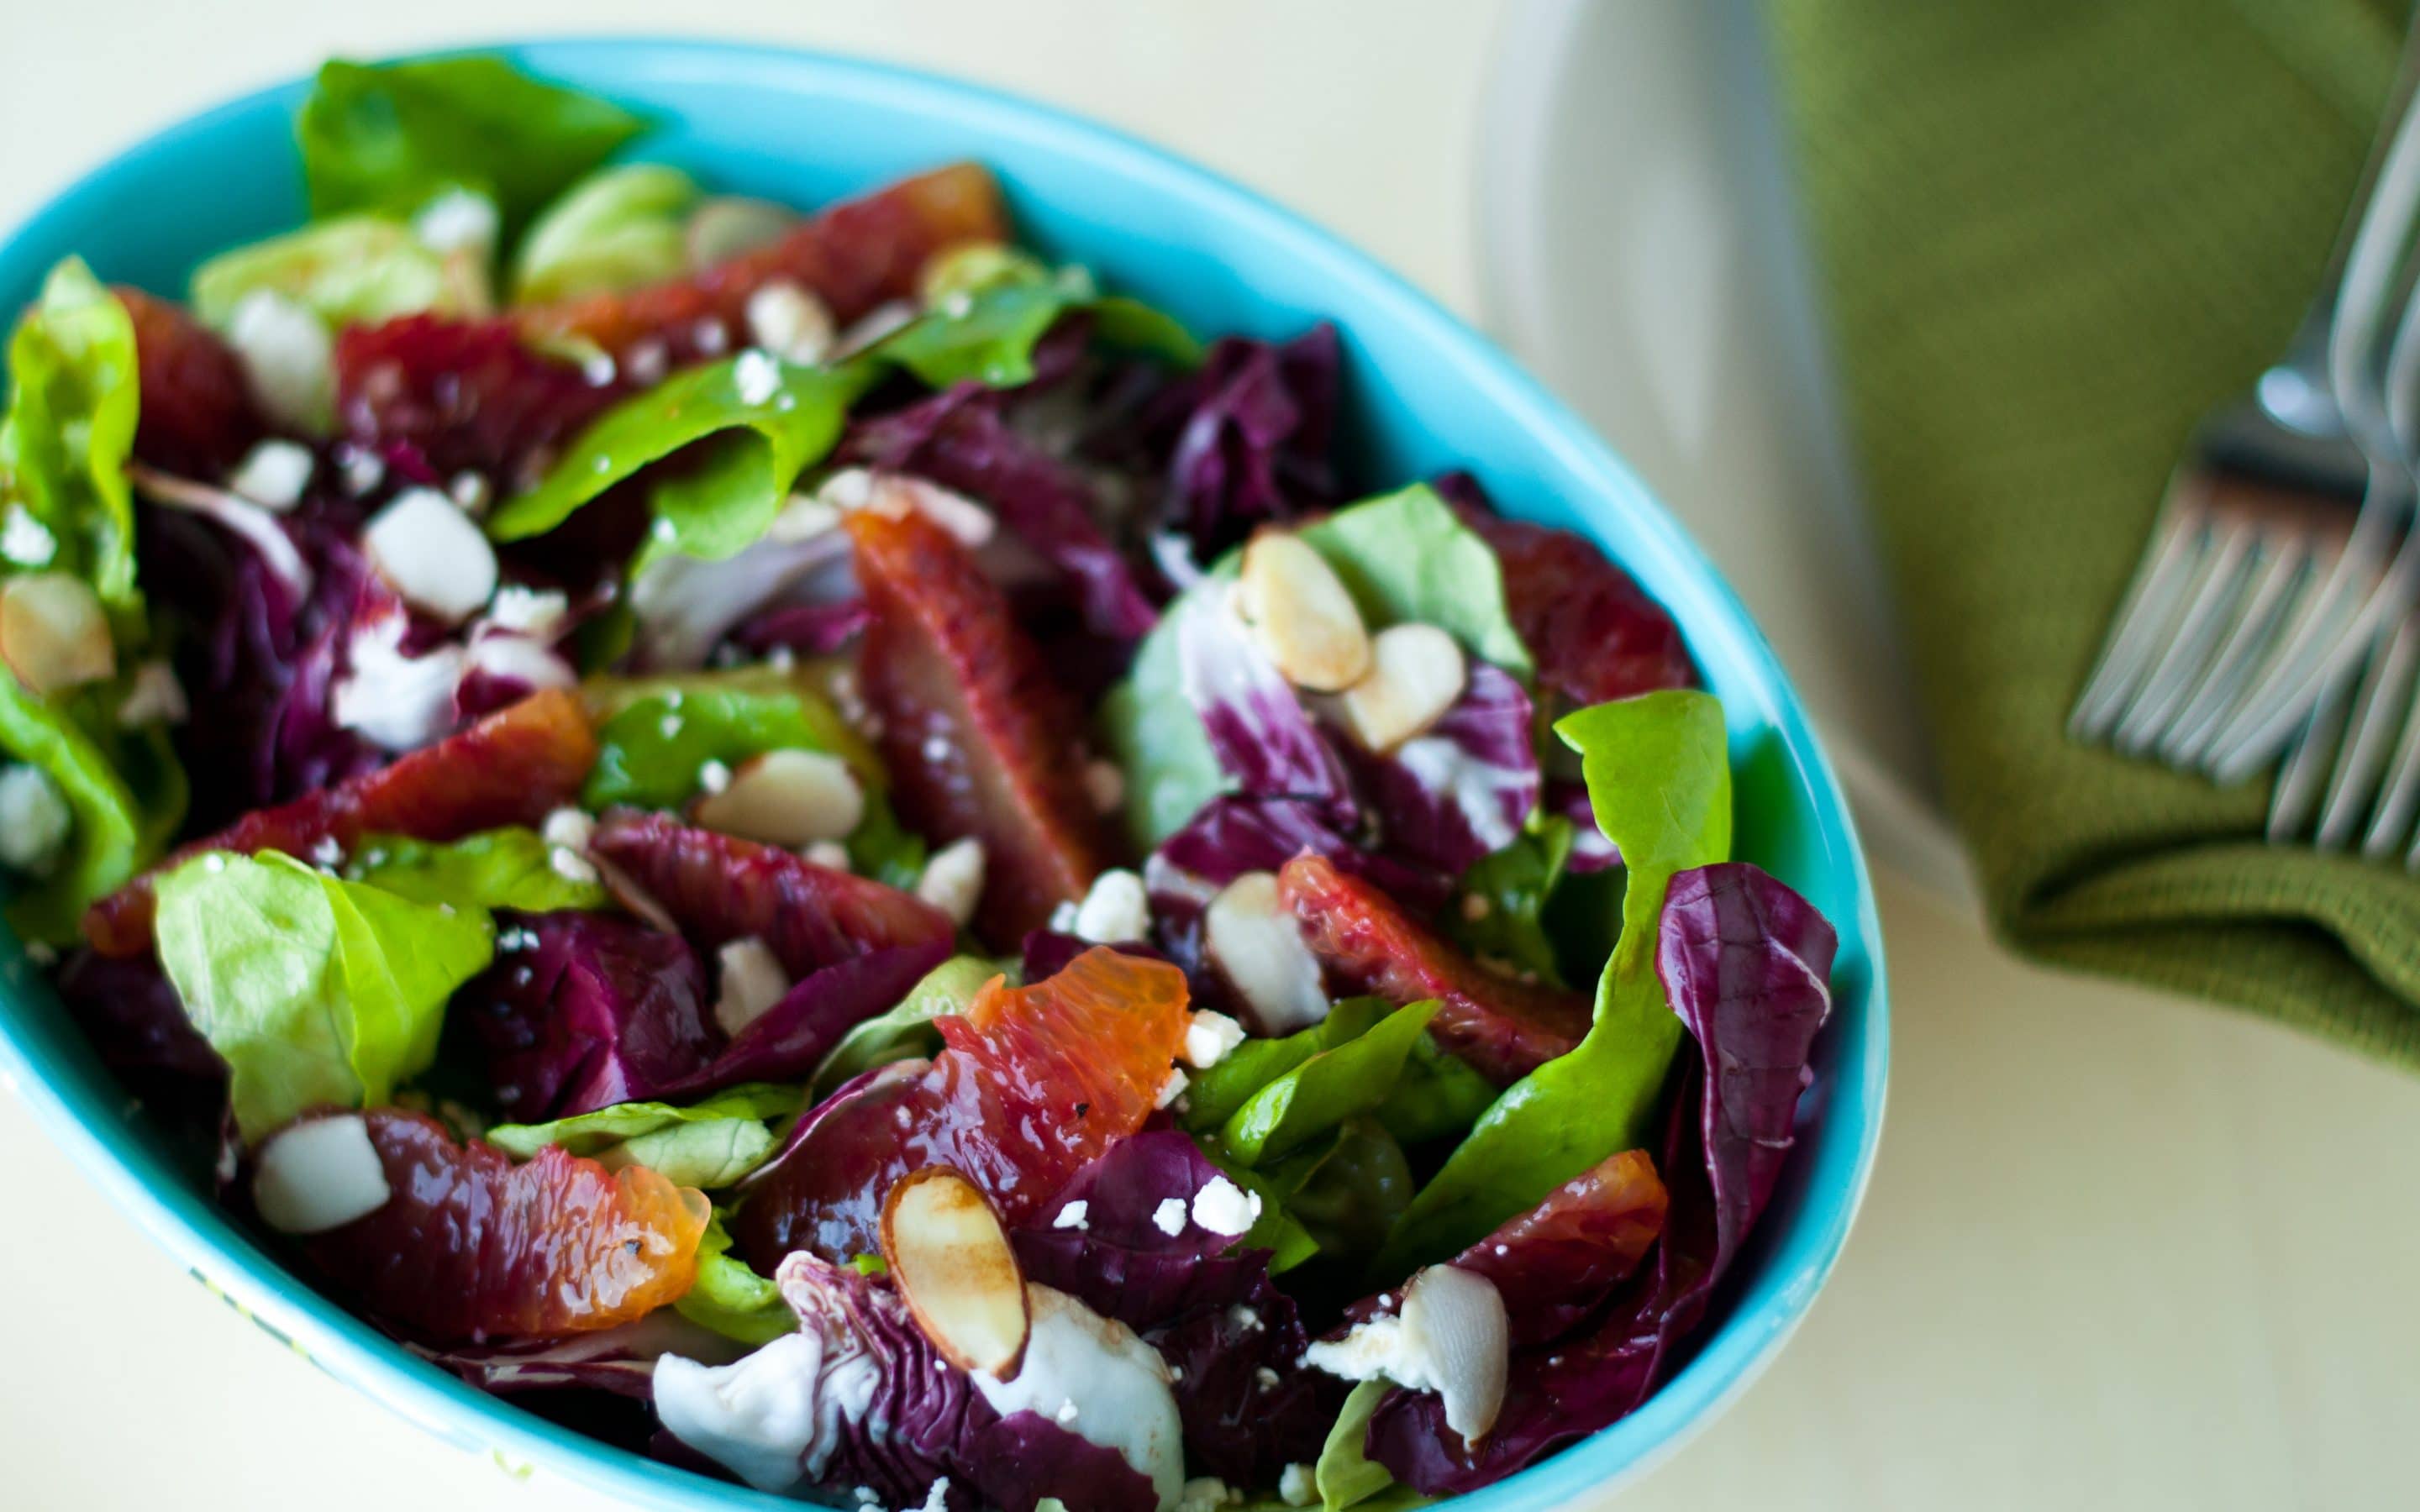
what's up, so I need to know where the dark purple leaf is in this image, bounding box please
[1150,327,1341,556]
[845,384,1160,641]
[1018,930,1171,984]
[1363,862,1835,1494]
[1011,1131,1344,1484]
[458,911,717,1121]
[1170,586,1355,822]
[656,1250,1161,1511]
[1332,661,1539,877]
[409,1311,746,1399]
[52,948,224,1107]
[729,599,871,658]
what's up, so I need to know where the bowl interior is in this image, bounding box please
[0,39,1886,1512]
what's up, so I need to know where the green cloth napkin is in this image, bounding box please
[1765,0,2420,1067]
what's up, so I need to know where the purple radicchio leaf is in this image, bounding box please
[460,909,949,1121]
[844,386,1160,641]
[1013,1131,1344,1484]
[1172,585,1355,824]
[413,1310,747,1399]
[653,1250,1162,1511]
[1148,326,1342,558]
[1331,660,1540,877]
[1362,862,1836,1495]
[729,599,871,658]
[52,948,224,1116]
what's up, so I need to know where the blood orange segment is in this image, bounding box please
[848,503,1118,946]
[292,1109,708,1343]
[587,809,955,975]
[1449,1148,1667,1347]
[117,286,266,475]
[1457,507,1693,708]
[84,688,599,956]
[514,163,1007,368]
[1277,852,1591,1086]
[733,947,1192,1268]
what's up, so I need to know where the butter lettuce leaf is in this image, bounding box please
[297,56,648,232]
[347,826,611,913]
[190,215,471,331]
[1297,485,1530,675]
[676,1214,797,1345]
[154,851,495,1142]
[0,257,142,627]
[486,1083,800,1188]
[511,163,699,303]
[0,670,184,942]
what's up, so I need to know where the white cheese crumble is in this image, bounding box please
[1279,1463,1318,1506]
[1182,1010,1246,1069]
[1052,1200,1090,1232]
[331,612,467,752]
[1069,867,1150,944]
[1155,1068,1189,1110]
[698,759,734,795]
[226,290,334,433]
[914,837,986,929]
[1151,1197,1188,1237]
[1,503,56,566]
[1190,1177,1261,1238]
[734,349,784,407]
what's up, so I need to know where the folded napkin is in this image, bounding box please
[1765,0,2420,1066]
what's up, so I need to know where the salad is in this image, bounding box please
[0,55,1840,1512]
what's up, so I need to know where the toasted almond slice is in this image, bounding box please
[1236,532,1370,692]
[1203,870,1328,1034]
[881,1166,1031,1378]
[252,1115,392,1235]
[0,571,115,695]
[1401,1263,1510,1445]
[1335,622,1468,753]
[362,486,498,624]
[713,937,792,1037]
[692,748,865,848]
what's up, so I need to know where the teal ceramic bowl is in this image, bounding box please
[0,38,1887,1509]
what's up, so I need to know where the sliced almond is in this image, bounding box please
[252,1114,392,1235]
[0,571,115,695]
[713,937,792,1037]
[1203,870,1328,1034]
[692,748,865,848]
[881,1165,1031,1378]
[362,487,498,624]
[1236,533,1370,692]
[744,279,836,365]
[1335,622,1467,753]
[1400,1264,1509,1445]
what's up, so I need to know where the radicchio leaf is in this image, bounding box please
[1012,1131,1344,1484]
[1332,660,1539,877]
[843,385,1159,641]
[1171,585,1355,825]
[1149,327,1341,558]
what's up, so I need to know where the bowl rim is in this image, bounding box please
[0,34,1889,1511]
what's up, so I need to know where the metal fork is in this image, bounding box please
[2071,29,2420,786]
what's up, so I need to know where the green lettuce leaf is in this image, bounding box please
[154,851,496,1142]
[581,678,922,887]
[809,953,997,1098]
[869,265,1200,390]
[190,215,472,332]
[485,1083,800,1188]
[1370,1031,1499,1149]
[511,163,699,304]
[1097,605,1225,852]
[347,825,611,913]
[297,57,648,233]
[0,670,184,942]
[1193,1137,1321,1274]
[1181,998,1388,1133]
[1315,1379,1428,1511]
[1218,1000,1441,1167]
[1373,690,1729,1275]
[0,258,142,627]
[676,1214,797,1345]
[486,354,866,564]
[1262,1117,1413,1263]
[1445,815,1574,988]
[1297,485,1530,675]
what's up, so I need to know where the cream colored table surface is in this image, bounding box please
[5,3,2419,1509]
